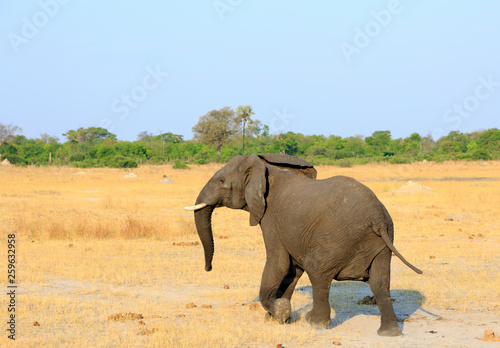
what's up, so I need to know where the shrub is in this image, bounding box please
[73,161,89,168]
[470,148,491,161]
[2,154,25,165]
[113,156,138,168]
[337,159,352,168]
[69,153,86,162]
[433,155,448,163]
[388,156,411,164]
[173,160,190,169]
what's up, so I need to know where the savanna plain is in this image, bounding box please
[1,161,499,347]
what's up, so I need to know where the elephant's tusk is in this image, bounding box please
[184,203,207,211]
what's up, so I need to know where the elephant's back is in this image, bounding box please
[317,175,390,225]
[319,175,379,201]
[321,175,364,187]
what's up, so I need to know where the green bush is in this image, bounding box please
[73,161,89,168]
[0,144,18,156]
[69,153,86,162]
[433,155,449,163]
[1,126,499,167]
[173,160,190,169]
[193,145,217,162]
[470,148,490,161]
[388,156,411,164]
[337,159,352,168]
[112,156,138,168]
[352,157,370,165]
[2,154,25,165]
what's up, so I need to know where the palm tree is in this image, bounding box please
[236,105,254,155]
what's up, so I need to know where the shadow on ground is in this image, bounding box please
[292,281,435,331]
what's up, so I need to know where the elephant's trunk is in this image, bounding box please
[194,203,215,272]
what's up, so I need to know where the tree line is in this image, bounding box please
[1,107,499,168]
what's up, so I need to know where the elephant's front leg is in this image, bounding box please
[259,250,292,324]
[276,259,304,301]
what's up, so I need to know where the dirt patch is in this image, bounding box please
[172,241,200,246]
[393,181,432,193]
[108,312,144,321]
[445,214,472,222]
[123,173,139,179]
[138,328,158,336]
[241,302,261,311]
[35,190,61,195]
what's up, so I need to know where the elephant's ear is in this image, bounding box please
[258,154,317,179]
[244,154,267,226]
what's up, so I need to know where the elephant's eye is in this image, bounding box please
[219,179,224,185]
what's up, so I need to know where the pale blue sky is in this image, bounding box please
[1,1,499,141]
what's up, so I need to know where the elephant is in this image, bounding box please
[185,154,422,336]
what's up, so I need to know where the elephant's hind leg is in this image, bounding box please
[369,249,402,336]
[305,275,332,328]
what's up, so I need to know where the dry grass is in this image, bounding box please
[0,161,499,347]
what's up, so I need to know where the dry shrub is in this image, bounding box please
[1,165,202,241]
[118,215,196,239]
[14,214,196,241]
[74,218,112,240]
[164,215,197,238]
[48,222,68,239]
[121,216,155,239]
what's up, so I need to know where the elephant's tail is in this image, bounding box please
[378,226,423,275]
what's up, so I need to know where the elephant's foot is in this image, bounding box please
[377,323,402,337]
[265,312,290,324]
[266,298,291,324]
[305,310,330,328]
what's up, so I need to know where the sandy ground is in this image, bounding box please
[1,162,499,347]
[13,270,500,348]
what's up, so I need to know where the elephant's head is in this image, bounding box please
[185,154,315,272]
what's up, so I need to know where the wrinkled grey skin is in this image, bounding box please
[191,154,422,337]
